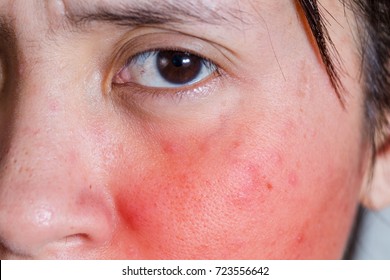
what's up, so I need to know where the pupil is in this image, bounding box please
[172,55,184,67]
[157,51,202,84]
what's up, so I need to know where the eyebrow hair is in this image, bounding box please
[0,17,17,57]
[66,1,242,28]
[0,17,13,40]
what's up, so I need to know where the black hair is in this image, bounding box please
[298,0,390,156]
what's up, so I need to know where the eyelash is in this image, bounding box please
[128,48,217,69]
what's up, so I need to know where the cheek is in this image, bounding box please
[104,109,363,259]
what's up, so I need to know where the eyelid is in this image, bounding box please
[106,29,236,91]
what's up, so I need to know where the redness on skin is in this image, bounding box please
[111,118,284,257]
[106,105,364,259]
[288,172,298,187]
[296,233,305,244]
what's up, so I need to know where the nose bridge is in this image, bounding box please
[2,64,81,181]
[0,63,114,258]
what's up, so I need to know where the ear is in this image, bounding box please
[361,147,390,210]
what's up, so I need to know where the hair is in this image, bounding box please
[298,0,390,158]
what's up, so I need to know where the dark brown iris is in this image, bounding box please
[157,51,202,84]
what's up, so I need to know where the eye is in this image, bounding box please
[113,50,218,88]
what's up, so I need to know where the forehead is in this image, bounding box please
[61,0,262,18]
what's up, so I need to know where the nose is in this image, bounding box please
[0,75,115,259]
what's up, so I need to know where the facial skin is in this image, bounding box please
[0,0,371,259]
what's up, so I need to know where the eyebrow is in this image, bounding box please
[0,17,15,44]
[0,17,11,37]
[65,1,243,28]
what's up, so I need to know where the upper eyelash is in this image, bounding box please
[125,48,219,71]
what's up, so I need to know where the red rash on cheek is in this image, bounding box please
[110,119,289,258]
[106,112,362,259]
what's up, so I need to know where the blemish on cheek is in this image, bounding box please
[160,137,195,157]
[231,140,241,150]
[296,233,305,245]
[161,140,179,155]
[198,138,211,154]
[48,100,60,112]
[228,161,271,209]
[268,152,284,167]
[288,172,298,187]
[282,120,297,138]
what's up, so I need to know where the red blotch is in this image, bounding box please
[228,162,270,209]
[288,172,298,187]
[296,233,305,245]
[161,140,181,155]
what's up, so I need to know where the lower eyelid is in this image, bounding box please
[112,69,223,104]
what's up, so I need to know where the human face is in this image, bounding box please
[0,0,369,259]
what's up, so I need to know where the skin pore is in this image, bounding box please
[0,0,373,259]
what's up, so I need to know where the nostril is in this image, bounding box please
[34,231,108,259]
[60,233,90,247]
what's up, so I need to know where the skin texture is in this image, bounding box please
[0,0,372,259]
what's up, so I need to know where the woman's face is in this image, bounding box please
[0,0,370,259]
